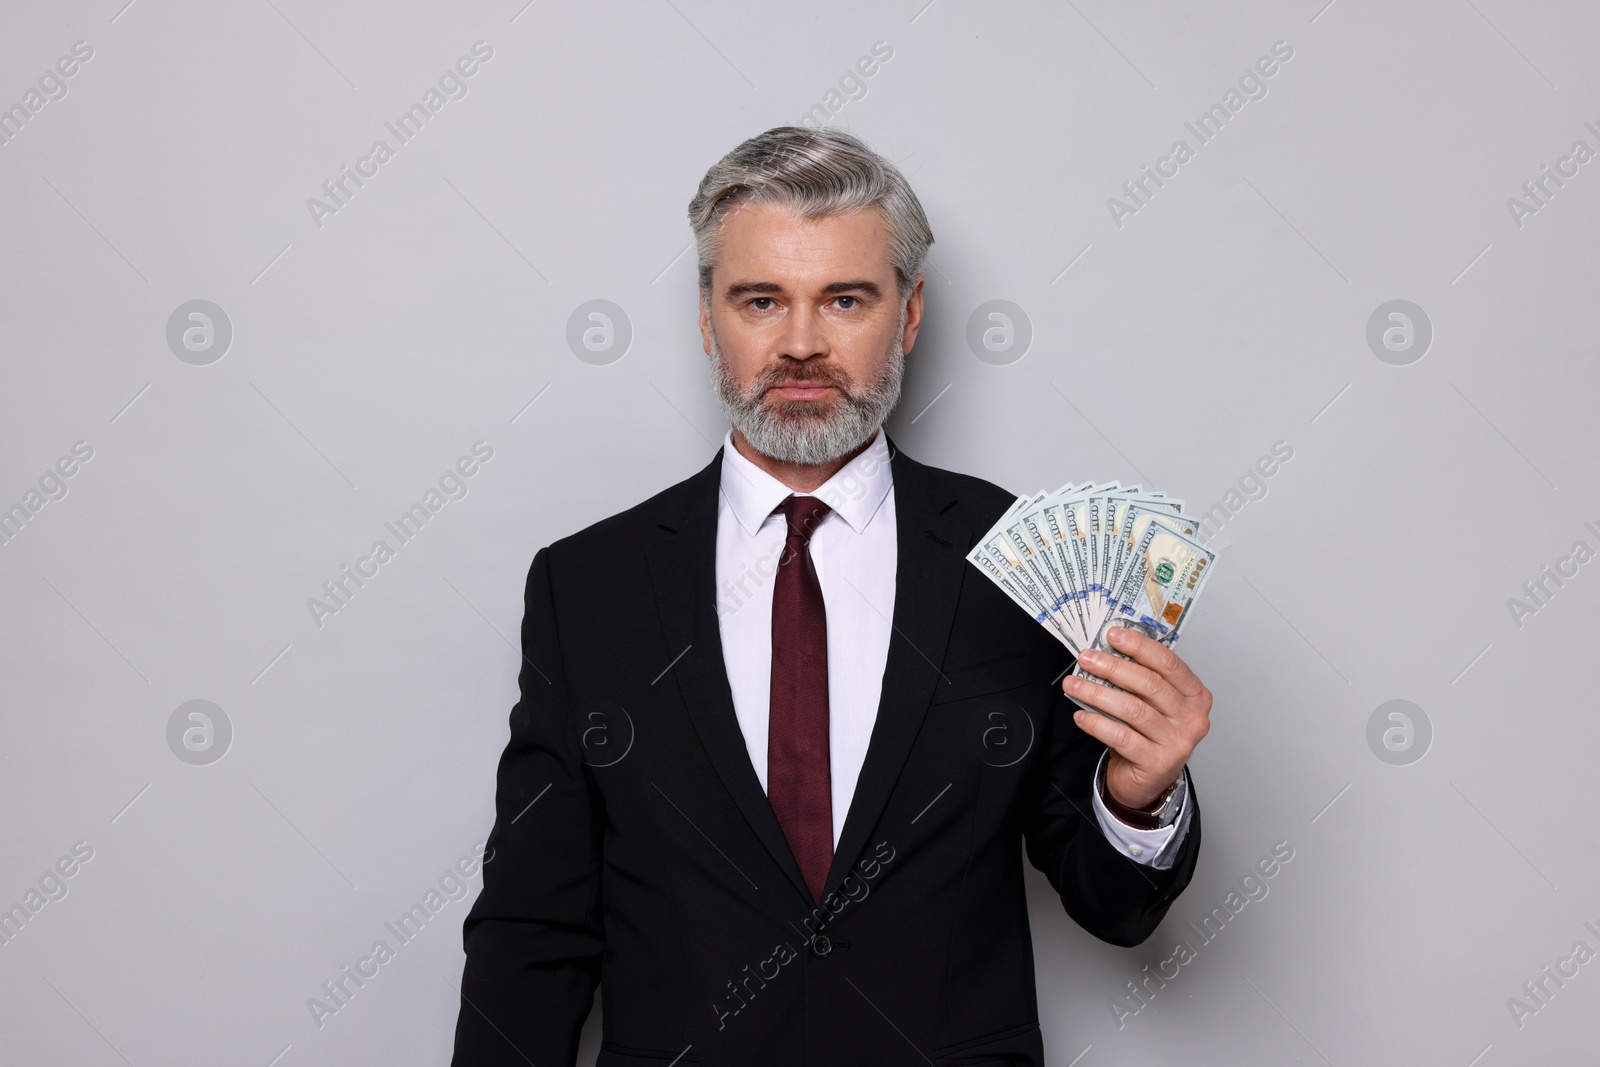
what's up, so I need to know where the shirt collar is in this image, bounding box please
[719,427,895,537]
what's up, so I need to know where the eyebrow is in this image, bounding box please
[722,279,884,301]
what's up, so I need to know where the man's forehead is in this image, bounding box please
[714,202,895,287]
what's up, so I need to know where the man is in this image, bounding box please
[452,127,1212,1067]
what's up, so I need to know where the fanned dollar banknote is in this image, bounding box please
[965,481,1218,689]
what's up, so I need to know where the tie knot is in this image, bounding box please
[777,495,832,542]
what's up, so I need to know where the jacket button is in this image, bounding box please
[809,934,833,959]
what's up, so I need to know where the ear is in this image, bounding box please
[698,289,713,357]
[900,274,927,354]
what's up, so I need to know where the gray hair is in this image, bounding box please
[687,126,935,300]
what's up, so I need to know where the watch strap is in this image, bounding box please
[1099,769,1181,831]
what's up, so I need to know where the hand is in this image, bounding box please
[1062,626,1212,810]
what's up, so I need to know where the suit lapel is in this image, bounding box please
[821,438,971,901]
[645,448,815,905]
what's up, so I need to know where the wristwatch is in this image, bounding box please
[1099,770,1182,831]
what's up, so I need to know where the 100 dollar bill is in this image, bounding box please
[1073,516,1216,690]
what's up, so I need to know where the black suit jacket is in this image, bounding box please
[452,439,1200,1067]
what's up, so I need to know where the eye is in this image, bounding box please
[749,297,775,311]
[835,295,859,310]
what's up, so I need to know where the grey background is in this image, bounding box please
[2,1,1596,1064]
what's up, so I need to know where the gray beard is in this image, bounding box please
[709,308,906,467]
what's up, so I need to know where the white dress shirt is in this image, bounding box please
[713,428,1189,868]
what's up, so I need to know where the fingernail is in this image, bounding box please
[1080,650,1098,664]
[1063,676,1080,691]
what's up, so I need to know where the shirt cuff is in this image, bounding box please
[1090,750,1192,870]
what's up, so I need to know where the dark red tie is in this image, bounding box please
[768,495,833,904]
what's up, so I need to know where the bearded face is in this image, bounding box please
[708,301,906,466]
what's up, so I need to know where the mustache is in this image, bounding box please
[753,363,852,396]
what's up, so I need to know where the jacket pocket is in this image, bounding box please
[598,1040,700,1064]
[928,653,1036,705]
[932,1018,1042,1064]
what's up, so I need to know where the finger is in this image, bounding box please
[1074,648,1182,716]
[1070,704,1161,765]
[1063,676,1172,745]
[1107,626,1205,698]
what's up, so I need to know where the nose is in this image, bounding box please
[775,300,827,363]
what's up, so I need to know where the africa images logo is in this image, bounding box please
[1106,40,1294,229]
[305,42,494,230]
